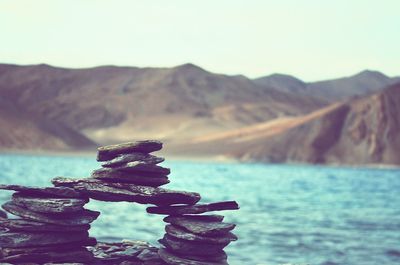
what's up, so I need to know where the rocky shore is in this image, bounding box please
[0,140,239,264]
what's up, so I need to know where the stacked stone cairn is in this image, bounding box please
[0,184,99,263]
[0,140,239,264]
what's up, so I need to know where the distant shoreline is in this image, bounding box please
[0,149,399,170]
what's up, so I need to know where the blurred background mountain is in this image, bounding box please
[1,63,399,166]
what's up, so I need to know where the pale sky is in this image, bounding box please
[0,0,399,81]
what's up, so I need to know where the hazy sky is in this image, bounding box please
[1,0,399,81]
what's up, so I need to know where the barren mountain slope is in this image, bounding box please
[0,63,326,145]
[175,83,400,165]
[0,98,95,150]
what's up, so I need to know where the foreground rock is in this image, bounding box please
[102,153,165,167]
[0,183,98,263]
[153,201,239,264]
[147,201,239,215]
[159,248,228,265]
[97,140,163,161]
[91,168,170,187]
[164,216,235,236]
[52,177,200,206]
[89,240,164,264]
[0,247,94,263]
[12,192,88,213]
[0,184,85,198]
[165,225,237,245]
[0,230,90,247]
[115,161,170,177]
[0,217,90,232]
[159,234,226,256]
[2,201,100,226]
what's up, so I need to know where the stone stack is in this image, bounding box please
[0,184,99,264]
[52,140,201,207]
[148,201,239,265]
[51,140,203,264]
[0,140,239,265]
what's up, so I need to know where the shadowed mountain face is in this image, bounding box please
[0,63,325,147]
[182,83,400,165]
[255,70,399,102]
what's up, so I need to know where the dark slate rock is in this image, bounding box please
[175,251,228,263]
[116,161,170,177]
[0,247,94,263]
[170,215,225,222]
[0,217,90,232]
[91,168,170,187]
[159,234,226,256]
[0,209,7,218]
[165,225,237,245]
[158,248,228,265]
[97,140,163,161]
[52,177,200,206]
[0,230,90,247]
[89,240,161,263]
[164,216,235,236]
[102,153,164,168]
[0,184,85,199]
[12,193,88,213]
[147,201,239,215]
[2,201,100,226]
[0,239,96,260]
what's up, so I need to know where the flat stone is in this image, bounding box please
[0,230,90,248]
[97,140,163,161]
[102,153,164,168]
[170,215,225,222]
[159,234,226,256]
[0,184,85,199]
[52,177,200,206]
[165,225,237,245]
[0,247,94,263]
[175,251,228,263]
[89,241,161,263]
[164,216,235,236]
[147,201,239,215]
[158,248,228,265]
[116,161,170,177]
[1,240,96,257]
[12,192,88,213]
[0,209,7,218]
[0,217,90,232]
[2,201,100,226]
[90,168,170,187]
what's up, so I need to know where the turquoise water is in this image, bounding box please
[0,153,400,265]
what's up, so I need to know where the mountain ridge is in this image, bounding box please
[175,82,400,165]
[255,69,399,101]
[1,62,399,165]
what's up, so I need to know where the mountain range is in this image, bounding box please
[0,63,399,166]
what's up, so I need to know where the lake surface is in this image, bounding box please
[0,153,399,265]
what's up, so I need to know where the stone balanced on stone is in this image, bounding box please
[55,140,240,264]
[0,184,99,263]
[0,140,239,264]
[148,201,239,265]
[51,140,202,264]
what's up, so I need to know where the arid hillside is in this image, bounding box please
[0,63,325,147]
[1,63,399,165]
[177,83,400,165]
